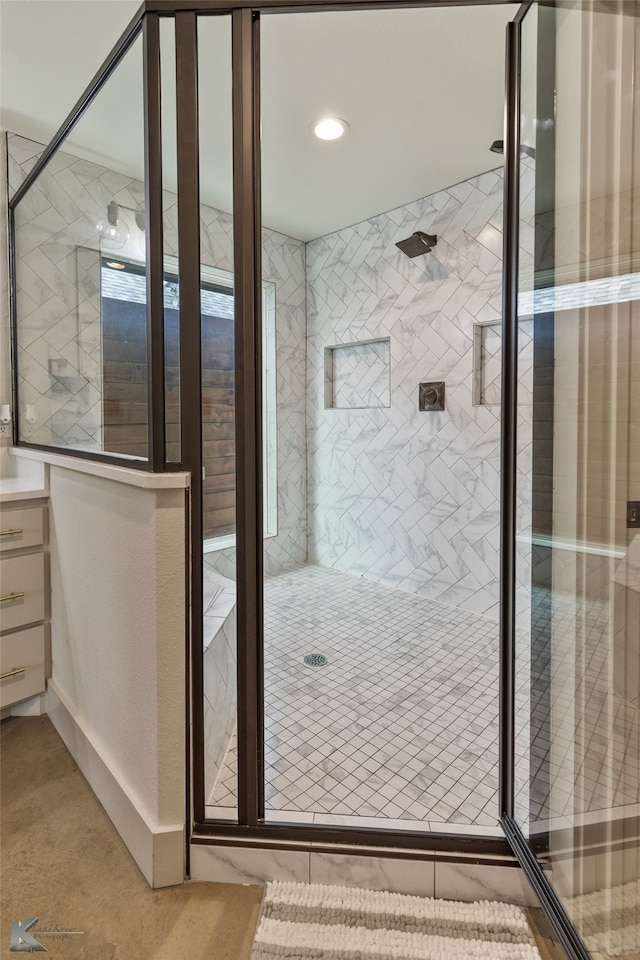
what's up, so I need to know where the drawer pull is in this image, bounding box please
[0,592,25,603]
[0,667,26,680]
[0,528,23,536]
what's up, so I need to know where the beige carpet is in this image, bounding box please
[0,714,262,960]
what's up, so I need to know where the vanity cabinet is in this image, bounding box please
[0,500,48,709]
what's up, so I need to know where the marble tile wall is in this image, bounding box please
[10,134,540,606]
[478,323,502,406]
[10,135,120,450]
[306,168,534,618]
[202,567,237,803]
[327,339,391,409]
[190,842,538,906]
[8,133,308,572]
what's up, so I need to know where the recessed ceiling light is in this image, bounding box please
[105,261,126,270]
[312,117,349,141]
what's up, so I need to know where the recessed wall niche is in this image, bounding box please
[324,338,391,410]
[472,320,502,406]
[472,319,534,407]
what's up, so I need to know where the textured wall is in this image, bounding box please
[306,170,508,617]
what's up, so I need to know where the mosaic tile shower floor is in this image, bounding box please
[205,564,639,835]
[208,564,501,830]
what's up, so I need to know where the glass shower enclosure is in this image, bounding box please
[7,2,640,958]
[509,4,640,959]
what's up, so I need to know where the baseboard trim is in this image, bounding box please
[46,679,184,889]
[10,692,47,716]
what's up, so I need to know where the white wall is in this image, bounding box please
[48,468,183,807]
[35,456,188,887]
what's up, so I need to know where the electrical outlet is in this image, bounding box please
[627,502,640,529]
[0,422,10,437]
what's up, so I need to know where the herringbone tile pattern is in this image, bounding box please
[306,170,510,618]
[327,340,391,409]
[10,133,308,572]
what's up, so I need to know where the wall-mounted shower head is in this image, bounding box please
[490,139,504,154]
[395,231,438,258]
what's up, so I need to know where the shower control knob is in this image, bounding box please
[419,381,445,412]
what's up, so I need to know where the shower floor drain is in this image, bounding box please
[304,653,328,667]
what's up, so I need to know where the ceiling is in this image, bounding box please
[0,0,514,241]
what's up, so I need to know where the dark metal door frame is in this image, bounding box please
[231,7,265,828]
[498,5,592,959]
[179,0,519,856]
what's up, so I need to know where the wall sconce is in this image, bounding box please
[96,200,145,249]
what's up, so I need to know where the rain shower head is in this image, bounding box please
[395,231,438,258]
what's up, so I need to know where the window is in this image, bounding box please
[100,256,277,543]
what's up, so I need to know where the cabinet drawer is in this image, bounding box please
[0,553,45,632]
[0,506,44,553]
[0,624,46,708]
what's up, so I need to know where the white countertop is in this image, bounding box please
[10,447,190,491]
[0,478,49,503]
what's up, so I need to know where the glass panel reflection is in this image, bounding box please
[12,36,147,459]
[515,4,640,957]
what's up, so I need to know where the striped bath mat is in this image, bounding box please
[250,881,542,959]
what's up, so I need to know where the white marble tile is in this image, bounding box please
[265,809,315,824]
[189,843,309,884]
[313,813,432,832]
[434,861,538,906]
[310,852,435,897]
[204,806,237,821]
[305,165,534,620]
[428,821,502,838]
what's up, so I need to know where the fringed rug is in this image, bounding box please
[250,881,542,959]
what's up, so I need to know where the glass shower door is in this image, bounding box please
[513,3,640,957]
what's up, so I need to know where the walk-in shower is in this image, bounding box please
[198,3,513,833]
[7,1,640,957]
